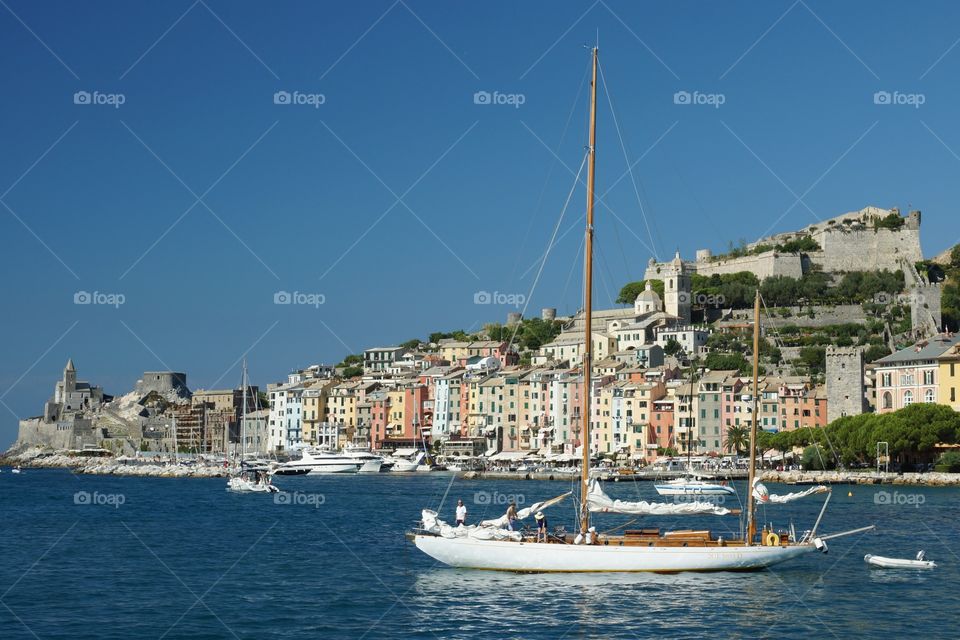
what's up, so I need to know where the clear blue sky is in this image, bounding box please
[2,0,960,447]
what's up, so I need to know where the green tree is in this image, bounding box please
[704,352,749,374]
[341,365,363,378]
[483,323,505,341]
[663,338,682,357]
[724,425,750,455]
[798,346,826,375]
[801,445,833,470]
[399,338,422,350]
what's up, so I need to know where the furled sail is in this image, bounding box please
[752,479,829,504]
[420,492,571,542]
[587,480,732,516]
[478,492,571,528]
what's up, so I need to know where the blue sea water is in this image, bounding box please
[0,468,956,639]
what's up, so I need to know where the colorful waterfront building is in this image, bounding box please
[874,334,960,413]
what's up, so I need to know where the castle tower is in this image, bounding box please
[826,347,865,423]
[661,251,691,324]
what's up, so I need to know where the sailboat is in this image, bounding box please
[227,360,279,493]
[407,47,871,572]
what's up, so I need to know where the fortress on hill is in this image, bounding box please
[643,205,941,337]
[644,206,924,281]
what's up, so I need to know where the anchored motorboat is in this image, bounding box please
[387,448,426,472]
[277,448,362,475]
[654,476,736,496]
[342,445,384,473]
[865,551,937,569]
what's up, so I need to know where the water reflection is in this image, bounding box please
[408,567,824,639]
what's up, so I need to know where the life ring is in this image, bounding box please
[765,532,781,547]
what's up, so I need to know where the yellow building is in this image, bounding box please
[386,389,406,439]
[938,344,960,410]
[302,380,337,446]
[325,381,360,430]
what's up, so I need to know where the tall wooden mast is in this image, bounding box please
[580,46,599,535]
[745,289,761,545]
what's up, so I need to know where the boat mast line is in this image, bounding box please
[745,289,761,545]
[580,46,598,535]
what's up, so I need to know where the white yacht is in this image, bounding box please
[654,476,736,497]
[277,448,362,475]
[342,445,384,473]
[387,448,426,473]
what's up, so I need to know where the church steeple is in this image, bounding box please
[63,358,77,393]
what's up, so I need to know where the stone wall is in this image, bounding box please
[728,304,867,328]
[809,226,922,274]
[692,252,803,280]
[15,416,101,451]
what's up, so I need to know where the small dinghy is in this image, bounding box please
[865,550,937,569]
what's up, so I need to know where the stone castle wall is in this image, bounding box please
[809,225,922,274]
[690,252,803,280]
[15,416,101,451]
[645,208,924,283]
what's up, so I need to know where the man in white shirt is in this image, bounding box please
[455,499,467,526]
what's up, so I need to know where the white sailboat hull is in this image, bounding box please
[413,535,815,573]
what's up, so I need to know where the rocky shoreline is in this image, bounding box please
[2,449,229,478]
[5,449,960,485]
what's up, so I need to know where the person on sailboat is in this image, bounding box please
[535,511,548,543]
[505,501,518,531]
[455,499,467,526]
